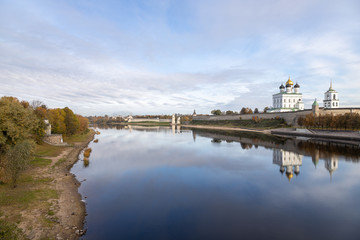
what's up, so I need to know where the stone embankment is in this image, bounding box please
[193,107,360,126]
[272,128,360,143]
[184,124,360,144]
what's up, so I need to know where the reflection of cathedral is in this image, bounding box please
[273,148,339,181]
[273,149,303,181]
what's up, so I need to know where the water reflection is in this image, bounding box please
[273,149,303,181]
[193,128,357,181]
[73,126,360,240]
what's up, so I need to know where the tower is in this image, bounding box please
[312,99,319,115]
[323,81,339,108]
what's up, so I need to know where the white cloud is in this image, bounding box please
[0,0,359,115]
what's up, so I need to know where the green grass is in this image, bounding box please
[191,119,288,129]
[0,218,24,240]
[0,188,58,207]
[64,130,93,143]
[35,143,65,157]
[30,157,52,167]
[17,175,53,184]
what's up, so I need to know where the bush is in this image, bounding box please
[83,148,92,158]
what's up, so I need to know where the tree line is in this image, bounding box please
[211,107,270,115]
[0,96,89,187]
[297,113,360,130]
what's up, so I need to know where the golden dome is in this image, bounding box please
[286,172,293,181]
[286,76,294,86]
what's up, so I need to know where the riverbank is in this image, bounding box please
[183,124,360,143]
[0,130,95,239]
[182,124,271,134]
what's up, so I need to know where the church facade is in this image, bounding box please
[270,77,304,112]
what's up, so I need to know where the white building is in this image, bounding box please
[273,149,303,181]
[323,81,339,108]
[270,77,304,112]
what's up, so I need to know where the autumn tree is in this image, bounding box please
[47,108,67,134]
[0,97,39,185]
[78,115,89,133]
[64,107,80,136]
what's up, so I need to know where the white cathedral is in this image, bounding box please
[270,77,304,112]
[270,77,340,112]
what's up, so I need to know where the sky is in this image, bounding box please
[1,0,360,116]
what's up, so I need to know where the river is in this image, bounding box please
[71,125,360,240]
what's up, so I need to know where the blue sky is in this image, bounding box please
[1,0,359,115]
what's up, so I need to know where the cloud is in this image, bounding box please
[0,0,359,115]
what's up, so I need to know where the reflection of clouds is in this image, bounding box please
[73,129,273,188]
[72,128,360,239]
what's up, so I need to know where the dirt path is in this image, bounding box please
[9,131,95,240]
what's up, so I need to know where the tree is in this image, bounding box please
[47,108,66,134]
[226,110,234,115]
[0,97,38,185]
[240,107,252,114]
[30,100,44,109]
[64,107,80,136]
[211,109,222,115]
[4,140,35,187]
[263,107,270,113]
[254,108,259,114]
[0,97,38,146]
[78,115,89,133]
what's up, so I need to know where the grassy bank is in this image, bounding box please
[0,130,94,239]
[190,119,288,129]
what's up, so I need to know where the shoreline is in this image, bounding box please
[0,130,95,240]
[182,124,360,143]
[182,124,272,134]
[57,129,96,239]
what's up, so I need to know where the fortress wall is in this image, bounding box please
[193,110,312,125]
[130,118,172,123]
[319,108,360,115]
[193,108,360,126]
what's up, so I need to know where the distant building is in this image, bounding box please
[270,77,304,112]
[323,81,339,108]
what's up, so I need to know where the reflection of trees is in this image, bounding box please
[240,143,253,150]
[211,138,222,143]
[92,124,126,130]
[297,141,360,162]
[193,128,360,163]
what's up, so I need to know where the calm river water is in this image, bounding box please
[71,126,360,240]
